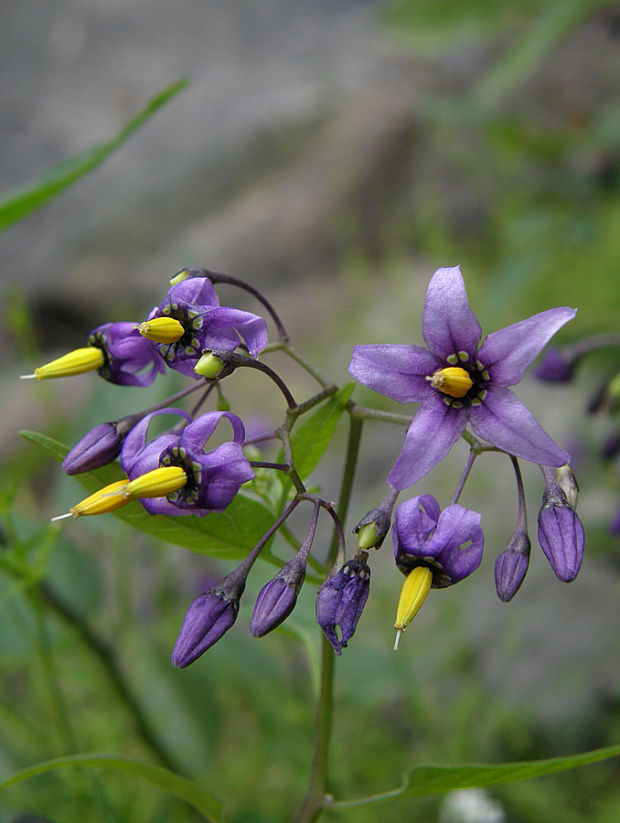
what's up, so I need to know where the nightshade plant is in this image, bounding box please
[19,262,608,822]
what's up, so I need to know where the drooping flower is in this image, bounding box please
[139,276,268,378]
[120,407,254,516]
[537,465,584,582]
[392,495,484,646]
[23,322,165,386]
[349,266,575,489]
[315,550,370,655]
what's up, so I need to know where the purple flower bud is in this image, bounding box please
[315,550,370,655]
[537,481,584,582]
[494,531,530,602]
[62,423,124,475]
[532,347,576,383]
[250,578,298,637]
[171,590,238,668]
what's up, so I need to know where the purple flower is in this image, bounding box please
[392,495,484,587]
[315,550,370,655]
[62,422,124,475]
[537,472,584,582]
[89,322,165,387]
[494,531,530,602]
[349,266,575,489]
[146,276,268,378]
[120,408,254,516]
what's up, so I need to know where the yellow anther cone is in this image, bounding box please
[69,480,130,518]
[429,367,473,398]
[31,347,105,380]
[393,566,433,650]
[125,466,187,498]
[138,317,185,343]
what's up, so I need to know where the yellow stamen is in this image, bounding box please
[138,317,185,343]
[69,479,131,518]
[31,347,105,380]
[125,466,187,499]
[428,366,473,399]
[194,352,224,379]
[393,566,433,650]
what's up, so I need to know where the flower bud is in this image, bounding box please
[353,491,397,550]
[315,550,370,655]
[533,347,575,382]
[494,531,530,602]
[62,423,124,475]
[171,590,238,668]
[537,504,584,582]
[249,578,298,638]
[538,467,584,582]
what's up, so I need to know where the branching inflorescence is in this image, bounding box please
[23,264,584,665]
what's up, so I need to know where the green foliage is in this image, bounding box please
[0,78,188,233]
[290,384,355,480]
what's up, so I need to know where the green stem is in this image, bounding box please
[295,635,336,823]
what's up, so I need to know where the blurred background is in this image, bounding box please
[1,1,620,821]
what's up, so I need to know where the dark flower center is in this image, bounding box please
[88,331,113,379]
[159,302,204,361]
[428,352,490,409]
[160,445,203,506]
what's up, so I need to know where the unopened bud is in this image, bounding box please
[494,531,530,602]
[62,423,124,475]
[194,352,225,379]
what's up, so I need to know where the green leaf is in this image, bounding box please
[0,752,222,821]
[290,384,355,480]
[20,430,274,558]
[0,78,188,232]
[328,742,620,810]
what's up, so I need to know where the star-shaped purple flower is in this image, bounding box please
[393,495,484,587]
[147,276,268,378]
[349,266,576,489]
[120,407,254,516]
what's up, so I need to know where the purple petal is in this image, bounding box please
[479,307,577,386]
[168,277,219,308]
[392,495,441,558]
[180,411,246,452]
[192,442,255,511]
[201,307,268,357]
[426,504,484,585]
[422,266,482,362]
[349,345,439,403]
[120,408,192,474]
[469,386,569,466]
[388,397,467,489]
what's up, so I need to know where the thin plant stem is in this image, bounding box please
[294,634,335,823]
[451,449,478,505]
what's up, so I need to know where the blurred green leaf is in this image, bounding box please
[0,752,222,820]
[290,384,355,479]
[329,742,620,810]
[20,430,273,558]
[0,78,188,233]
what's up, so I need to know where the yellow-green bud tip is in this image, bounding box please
[428,366,473,399]
[393,566,433,650]
[31,347,105,380]
[357,522,379,550]
[138,317,185,343]
[169,269,190,286]
[125,466,187,499]
[194,352,224,379]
